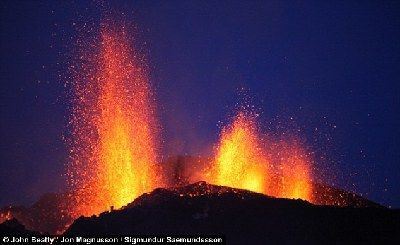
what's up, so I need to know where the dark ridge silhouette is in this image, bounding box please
[0,218,39,236]
[65,182,399,244]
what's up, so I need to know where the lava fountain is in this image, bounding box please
[211,110,270,194]
[207,108,313,202]
[274,141,313,201]
[67,21,161,217]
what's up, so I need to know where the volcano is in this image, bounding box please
[63,181,399,244]
[0,156,389,236]
[1,175,398,244]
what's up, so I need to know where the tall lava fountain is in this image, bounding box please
[67,21,161,217]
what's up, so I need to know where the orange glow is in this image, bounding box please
[0,210,12,224]
[275,143,313,201]
[207,110,313,202]
[68,22,161,217]
[212,112,269,194]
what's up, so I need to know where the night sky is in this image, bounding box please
[1,1,399,208]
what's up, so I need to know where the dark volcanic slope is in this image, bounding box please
[65,182,400,244]
[0,219,39,236]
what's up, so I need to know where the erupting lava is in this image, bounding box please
[66,19,313,219]
[275,142,313,201]
[207,109,313,202]
[68,22,161,217]
[212,111,269,193]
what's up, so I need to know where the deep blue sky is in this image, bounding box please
[0,1,399,208]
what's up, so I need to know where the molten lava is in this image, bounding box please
[276,143,313,201]
[68,22,161,217]
[207,109,313,202]
[212,111,269,194]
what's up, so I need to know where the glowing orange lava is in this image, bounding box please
[68,22,161,217]
[273,141,313,201]
[207,109,313,202]
[212,111,269,194]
